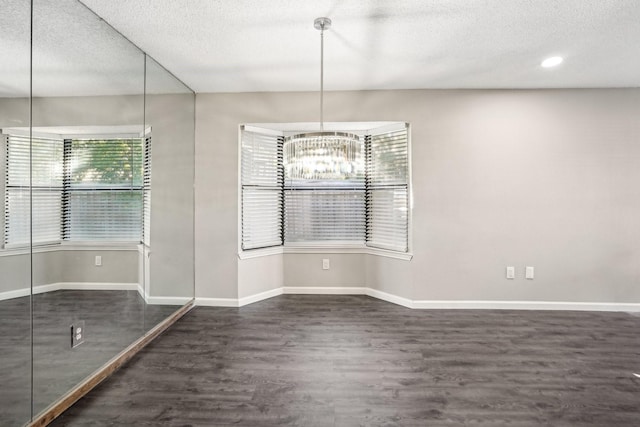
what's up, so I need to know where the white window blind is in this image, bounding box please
[143,135,151,246]
[284,188,365,243]
[284,142,365,244]
[365,125,409,252]
[63,139,143,241]
[5,134,63,246]
[241,128,283,250]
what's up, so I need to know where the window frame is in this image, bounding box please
[1,129,149,250]
[239,126,284,251]
[237,122,413,261]
[3,131,64,249]
[63,137,145,242]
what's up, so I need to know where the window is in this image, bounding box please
[64,138,144,241]
[143,135,151,246]
[240,122,410,254]
[284,139,366,245]
[3,134,148,247]
[366,125,409,252]
[240,128,283,250]
[5,134,64,246]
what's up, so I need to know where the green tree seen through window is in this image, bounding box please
[71,139,143,187]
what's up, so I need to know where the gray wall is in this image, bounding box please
[0,250,138,294]
[283,254,366,288]
[0,255,30,294]
[196,88,640,304]
[58,250,138,283]
[0,98,30,127]
[145,94,195,298]
[238,254,283,299]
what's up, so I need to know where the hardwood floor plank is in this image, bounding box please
[51,295,640,426]
[0,290,178,426]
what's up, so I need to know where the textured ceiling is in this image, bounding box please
[0,0,191,97]
[79,0,640,93]
[1,0,145,97]
[2,0,640,97]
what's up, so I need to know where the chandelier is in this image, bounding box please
[283,17,362,180]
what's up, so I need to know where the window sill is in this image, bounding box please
[237,246,284,260]
[0,241,140,257]
[60,241,140,251]
[238,246,412,261]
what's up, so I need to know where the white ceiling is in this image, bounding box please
[78,0,640,93]
[1,0,191,97]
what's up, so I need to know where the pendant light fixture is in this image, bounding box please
[283,17,362,181]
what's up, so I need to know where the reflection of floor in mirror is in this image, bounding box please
[0,290,178,426]
[51,295,640,426]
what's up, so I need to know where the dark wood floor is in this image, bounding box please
[51,295,640,426]
[0,290,177,426]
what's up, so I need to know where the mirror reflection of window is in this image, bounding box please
[4,134,149,246]
[66,138,145,242]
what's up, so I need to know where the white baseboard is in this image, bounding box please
[196,297,241,307]
[145,296,193,306]
[32,283,64,294]
[195,286,640,313]
[365,288,413,308]
[239,287,284,306]
[197,288,285,308]
[283,286,366,295]
[1,282,141,302]
[0,287,31,300]
[410,300,640,312]
[39,282,140,293]
[196,287,367,308]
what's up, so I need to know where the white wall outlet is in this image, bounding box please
[506,266,515,279]
[322,258,330,270]
[526,266,534,279]
[71,320,85,348]
[95,255,102,267]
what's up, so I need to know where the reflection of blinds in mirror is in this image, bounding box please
[365,126,409,252]
[4,134,63,246]
[63,138,143,241]
[143,136,151,246]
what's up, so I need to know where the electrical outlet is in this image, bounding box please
[95,255,102,266]
[322,259,330,270]
[526,266,534,280]
[506,266,515,279]
[71,320,85,348]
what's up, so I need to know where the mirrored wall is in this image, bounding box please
[0,1,32,425]
[0,0,195,425]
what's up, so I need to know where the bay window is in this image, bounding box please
[3,133,149,247]
[240,122,410,255]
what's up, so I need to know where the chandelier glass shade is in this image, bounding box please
[283,17,362,181]
[284,132,361,180]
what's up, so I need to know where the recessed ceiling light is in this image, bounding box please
[541,56,563,68]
